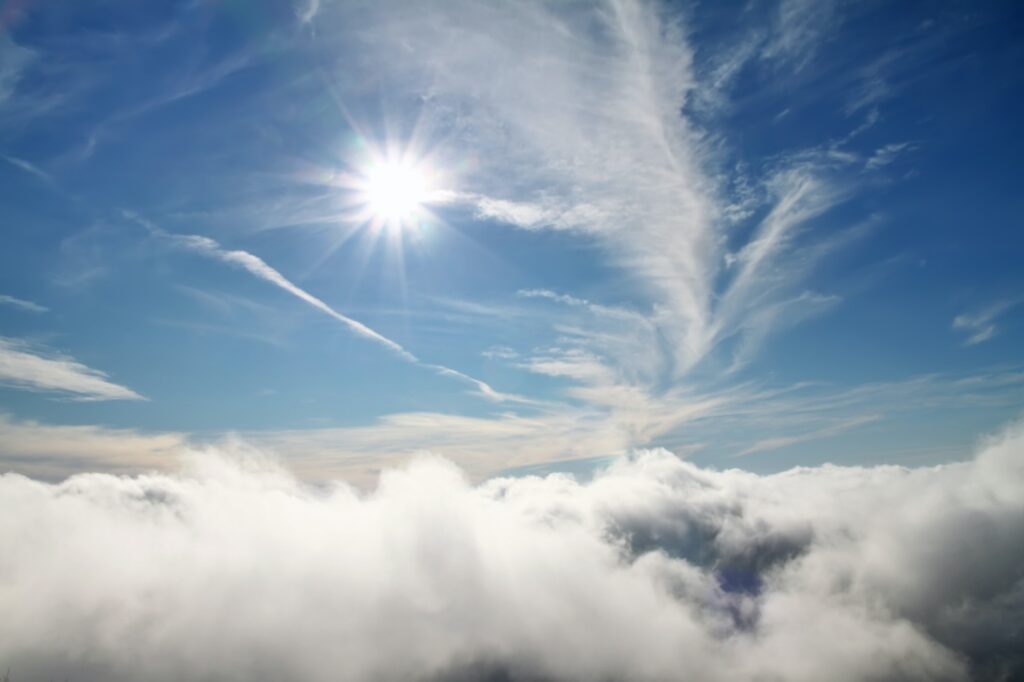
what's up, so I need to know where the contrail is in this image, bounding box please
[173,233,417,362]
[130,212,533,404]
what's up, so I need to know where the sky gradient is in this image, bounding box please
[1,0,1022,484]
[3,2,1024,681]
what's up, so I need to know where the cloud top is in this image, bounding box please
[2,421,1023,681]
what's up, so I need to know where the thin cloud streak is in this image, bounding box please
[734,414,881,457]
[0,294,48,313]
[130,213,530,405]
[954,299,1022,346]
[0,338,145,402]
[2,154,53,183]
[172,233,416,361]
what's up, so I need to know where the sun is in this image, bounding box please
[357,157,432,229]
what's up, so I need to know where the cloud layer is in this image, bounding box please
[2,421,1022,681]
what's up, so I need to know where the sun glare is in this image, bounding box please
[359,158,431,228]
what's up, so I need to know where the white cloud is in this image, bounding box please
[173,284,275,317]
[296,0,320,24]
[2,365,1018,485]
[133,214,529,404]
[2,154,53,183]
[866,142,915,170]
[0,337,144,401]
[255,368,1024,482]
[762,0,841,70]
[316,0,858,380]
[481,345,519,361]
[518,288,590,307]
[0,34,35,106]
[2,419,1023,681]
[0,294,48,313]
[250,409,629,485]
[0,414,183,479]
[169,231,416,361]
[735,414,881,456]
[954,299,1022,346]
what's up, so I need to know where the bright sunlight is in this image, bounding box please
[359,158,431,228]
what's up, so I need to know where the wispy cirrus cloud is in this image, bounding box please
[2,154,53,183]
[865,141,916,170]
[296,0,321,25]
[253,367,1024,483]
[171,231,417,361]
[2,0,1011,486]
[0,365,1020,484]
[324,0,862,380]
[954,299,1022,346]
[129,212,533,405]
[0,33,35,106]
[734,414,881,457]
[762,0,841,70]
[0,337,144,401]
[0,294,48,313]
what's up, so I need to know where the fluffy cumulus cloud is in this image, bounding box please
[1,422,1022,681]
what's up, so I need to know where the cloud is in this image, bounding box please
[865,142,915,170]
[1,367,1018,484]
[250,409,628,485]
[131,214,528,404]
[481,345,519,361]
[518,288,590,307]
[846,49,902,115]
[2,420,1023,681]
[0,294,48,313]
[0,31,81,131]
[1,154,54,183]
[0,414,183,479]
[171,231,416,360]
[954,299,1022,346]
[296,0,321,25]
[315,0,859,376]
[248,368,1024,483]
[734,414,881,456]
[173,284,275,317]
[0,34,35,106]
[0,337,144,401]
[762,0,842,70]
[671,368,1024,461]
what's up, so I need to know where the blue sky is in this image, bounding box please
[1,0,1022,483]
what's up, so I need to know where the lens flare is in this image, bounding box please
[357,157,432,229]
